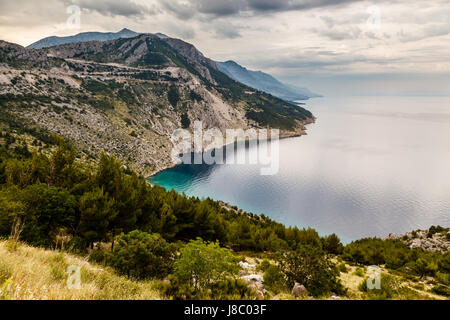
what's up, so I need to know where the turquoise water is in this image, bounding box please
[150,96,450,242]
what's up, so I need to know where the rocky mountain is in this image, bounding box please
[28,30,318,101]
[27,28,140,49]
[0,35,314,176]
[217,60,320,101]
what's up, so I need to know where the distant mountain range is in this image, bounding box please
[27,29,319,101]
[217,61,320,101]
[27,28,140,49]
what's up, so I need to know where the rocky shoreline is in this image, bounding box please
[147,118,315,178]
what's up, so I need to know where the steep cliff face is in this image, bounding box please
[0,35,313,176]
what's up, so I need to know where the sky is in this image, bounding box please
[0,0,449,96]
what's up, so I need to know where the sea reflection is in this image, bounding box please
[150,96,450,242]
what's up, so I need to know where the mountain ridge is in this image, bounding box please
[27,28,140,49]
[217,60,320,101]
[0,34,314,176]
[26,29,318,101]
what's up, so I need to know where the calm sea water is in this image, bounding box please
[150,96,450,243]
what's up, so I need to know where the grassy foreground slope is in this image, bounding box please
[0,240,446,300]
[0,241,160,300]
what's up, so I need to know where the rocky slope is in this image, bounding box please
[0,35,314,176]
[217,60,320,101]
[384,226,449,253]
[27,29,318,102]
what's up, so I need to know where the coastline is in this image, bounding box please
[147,117,316,179]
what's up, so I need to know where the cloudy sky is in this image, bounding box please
[1,0,449,96]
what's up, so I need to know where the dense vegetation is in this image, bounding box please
[0,138,333,253]
[343,237,449,292]
[0,136,448,299]
[279,245,346,296]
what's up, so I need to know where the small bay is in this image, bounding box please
[150,96,450,243]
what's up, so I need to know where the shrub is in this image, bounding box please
[259,259,271,273]
[167,86,180,107]
[78,188,117,246]
[438,252,450,273]
[278,245,345,297]
[343,238,413,268]
[353,267,365,277]
[210,278,256,300]
[173,239,239,292]
[161,276,256,300]
[82,80,112,96]
[322,234,344,254]
[413,258,437,279]
[180,113,190,129]
[358,273,400,300]
[337,263,348,273]
[0,189,25,238]
[189,90,203,103]
[109,230,175,279]
[431,285,450,297]
[88,248,110,265]
[435,272,449,286]
[18,184,77,247]
[427,226,447,238]
[385,255,406,270]
[159,275,199,300]
[263,265,285,294]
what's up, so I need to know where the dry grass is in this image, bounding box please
[0,241,446,300]
[338,263,446,300]
[0,241,161,300]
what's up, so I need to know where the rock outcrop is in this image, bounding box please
[384,227,449,253]
[291,283,308,297]
[241,274,265,298]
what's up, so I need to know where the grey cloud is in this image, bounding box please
[320,16,335,28]
[160,0,362,18]
[315,26,362,40]
[246,0,286,11]
[0,0,67,26]
[365,31,380,40]
[197,0,245,16]
[165,24,197,39]
[316,50,342,56]
[397,23,450,43]
[254,51,402,72]
[66,0,153,17]
[247,0,362,12]
[214,24,242,39]
[159,0,196,19]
